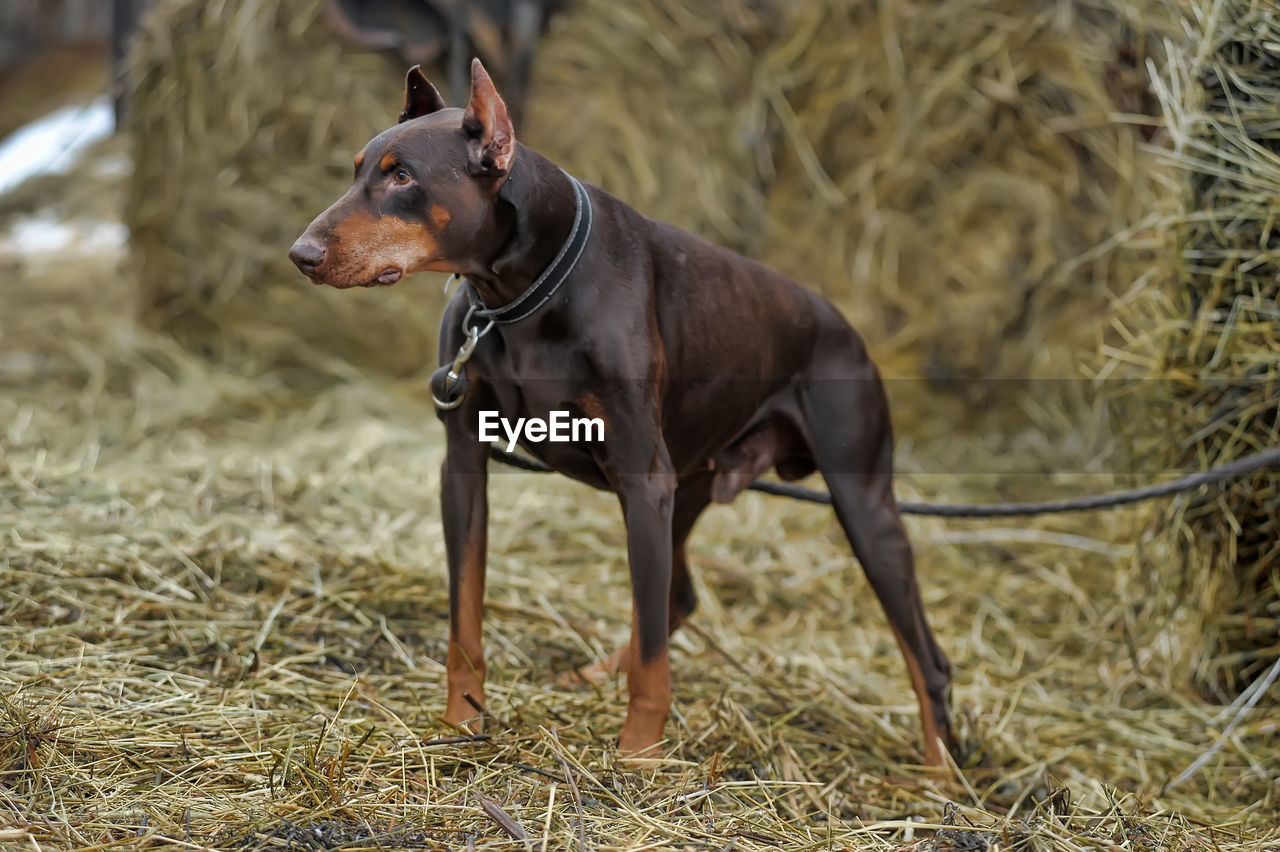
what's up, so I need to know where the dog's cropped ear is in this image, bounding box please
[462,58,515,180]
[399,65,447,123]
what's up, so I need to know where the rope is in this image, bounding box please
[488,444,1280,518]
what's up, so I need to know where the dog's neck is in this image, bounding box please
[465,147,580,310]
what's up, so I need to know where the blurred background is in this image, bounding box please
[0,0,1276,844]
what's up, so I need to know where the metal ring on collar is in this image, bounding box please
[431,373,466,410]
[462,304,495,342]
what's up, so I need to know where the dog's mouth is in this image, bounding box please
[303,266,404,289]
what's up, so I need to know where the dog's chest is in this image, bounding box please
[472,342,614,488]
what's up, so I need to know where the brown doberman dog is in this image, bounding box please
[290,59,957,763]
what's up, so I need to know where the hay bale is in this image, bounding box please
[126,0,1167,388]
[525,0,1168,388]
[124,0,443,375]
[1115,0,1279,698]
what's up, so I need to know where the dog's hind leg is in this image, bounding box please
[799,357,956,765]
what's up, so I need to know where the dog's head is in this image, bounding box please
[289,59,515,289]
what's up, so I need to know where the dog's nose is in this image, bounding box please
[289,240,325,276]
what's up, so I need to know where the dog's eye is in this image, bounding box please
[393,169,412,186]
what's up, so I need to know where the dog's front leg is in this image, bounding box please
[613,462,677,756]
[440,416,490,727]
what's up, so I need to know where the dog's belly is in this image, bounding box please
[660,376,799,474]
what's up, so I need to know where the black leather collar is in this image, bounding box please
[466,173,592,324]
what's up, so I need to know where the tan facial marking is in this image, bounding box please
[354,151,365,169]
[328,209,440,283]
[430,205,451,229]
[379,152,397,173]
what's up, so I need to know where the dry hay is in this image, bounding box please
[3,279,1279,847]
[124,0,445,376]
[1105,0,1280,699]
[525,0,1169,394]
[2,266,1278,843]
[125,0,1170,395]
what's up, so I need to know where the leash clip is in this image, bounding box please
[431,302,494,411]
